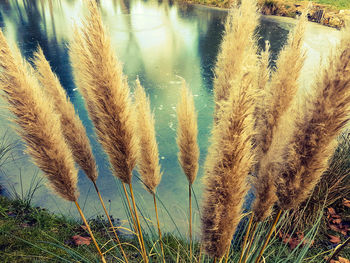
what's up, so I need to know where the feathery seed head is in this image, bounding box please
[252,12,307,221]
[214,0,259,105]
[276,26,350,210]
[176,80,199,185]
[0,30,78,202]
[33,47,98,182]
[69,0,137,184]
[134,79,162,194]
[201,74,256,258]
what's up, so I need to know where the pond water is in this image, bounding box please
[0,0,340,236]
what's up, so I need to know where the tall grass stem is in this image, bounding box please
[121,182,143,252]
[189,183,193,261]
[74,201,106,263]
[242,221,258,263]
[238,213,254,263]
[129,183,148,263]
[224,246,230,263]
[93,182,128,263]
[254,209,282,263]
[153,193,165,262]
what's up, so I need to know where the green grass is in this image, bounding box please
[185,0,350,13]
[1,194,349,262]
[300,0,350,10]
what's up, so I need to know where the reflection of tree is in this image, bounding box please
[197,14,225,92]
[118,0,147,81]
[8,0,76,98]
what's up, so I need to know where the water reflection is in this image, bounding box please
[0,0,340,234]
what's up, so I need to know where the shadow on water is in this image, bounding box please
[0,0,340,235]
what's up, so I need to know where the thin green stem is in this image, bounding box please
[238,213,254,263]
[153,193,165,263]
[93,182,128,263]
[74,201,107,263]
[254,209,282,263]
[129,183,148,263]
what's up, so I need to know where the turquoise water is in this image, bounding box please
[0,0,339,235]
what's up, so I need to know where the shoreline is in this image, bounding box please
[184,1,350,29]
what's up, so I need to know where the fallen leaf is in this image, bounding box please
[288,237,300,249]
[328,234,341,244]
[343,198,350,208]
[328,207,337,215]
[72,235,91,246]
[302,238,314,247]
[338,257,350,263]
[331,218,342,224]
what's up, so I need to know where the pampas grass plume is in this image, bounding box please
[214,0,259,105]
[277,26,350,210]
[69,1,137,184]
[176,80,199,185]
[0,30,78,202]
[201,74,256,258]
[134,79,162,193]
[256,12,307,157]
[33,47,98,183]
[252,13,307,221]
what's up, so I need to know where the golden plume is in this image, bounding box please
[33,47,98,183]
[0,30,78,202]
[255,12,307,158]
[213,0,259,105]
[276,26,350,210]
[252,13,307,221]
[201,74,256,259]
[134,79,162,193]
[69,1,137,184]
[176,80,199,185]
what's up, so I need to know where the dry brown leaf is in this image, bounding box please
[338,257,350,263]
[343,198,350,208]
[328,207,337,215]
[72,235,91,246]
[328,234,341,244]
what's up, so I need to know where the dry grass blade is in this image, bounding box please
[277,26,350,210]
[134,79,162,194]
[69,0,137,184]
[0,29,78,202]
[252,12,307,221]
[33,47,98,182]
[201,74,256,259]
[176,80,199,185]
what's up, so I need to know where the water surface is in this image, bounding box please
[0,0,340,235]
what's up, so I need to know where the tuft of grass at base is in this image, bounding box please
[1,194,349,262]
